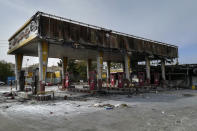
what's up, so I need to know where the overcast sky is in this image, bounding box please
[0,0,197,67]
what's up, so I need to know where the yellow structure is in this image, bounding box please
[192,85,196,90]
[54,71,61,78]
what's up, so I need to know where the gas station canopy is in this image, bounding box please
[8,11,178,62]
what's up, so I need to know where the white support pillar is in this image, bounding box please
[38,41,49,92]
[97,51,103,89]
[124,54,130,81]
[161,59,166,81]
[87,59,92,82]
[145,56,151,83]
[15,54,23,90]
[62,57,68,89]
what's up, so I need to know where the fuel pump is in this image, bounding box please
[31,68,39,94]
[62,77,66,89]
[138,72,145,86]
[154,72,160,85]
[19,70,25,91]
[89,71,97,90]
[118,73,124,88]
[65,72,69,88]
[110,74,115,88]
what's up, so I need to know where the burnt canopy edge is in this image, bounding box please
[8,11,178,59]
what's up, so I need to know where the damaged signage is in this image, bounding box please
[9,20,38,49]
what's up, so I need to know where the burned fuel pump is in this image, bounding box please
[89,71,97,90]
[118,72,124,88]
[65,72,69,88]
[154,72,160,86]
[19,70,25,91]
[110,74,115,88]
[31,68,39,94]
[138,72,145,86]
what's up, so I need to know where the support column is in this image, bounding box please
[15,54,23,90]
[124,54,130,88]
[124,54,131,81]
[145,56,151,83]
[97,51,103,90]
[122,62,125,73]
[62,57,68,89]
[161,59,166,81]
[87,59,92,82]
[38,41,49,92]
[106,61,111,87]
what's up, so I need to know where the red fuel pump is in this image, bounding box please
[65,72,69,88]
[118,73,124,88]
[138,72,145,86]
[110,74,115,88]
[62,78,66,89]
[89,71,97,90]
[154,72,160,85]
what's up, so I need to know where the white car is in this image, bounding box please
[0,81,5,86]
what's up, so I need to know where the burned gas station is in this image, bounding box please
[8,12,178,95]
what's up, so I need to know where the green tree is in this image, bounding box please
[75,60,87,80]
[67,60,78,75]
[57,59,96,82]
[0,61,14,83]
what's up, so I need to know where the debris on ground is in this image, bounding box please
[146,122,151,126]
[115,104,129,108]
[97,91,108,95]
[2,105,11,109]
[114,104,120,107]
[70,97,88,102]
[18,98,27,103]
[94,103,115,108]
[3,92,16,97]
[182,94,195,97]
[64,95,68,100]
[10,96,15,99]
[30,101,36,104]
[120,104,129,107]
[93,103,100,107]
[168,114,176,117]
[176,120,182,124]
[93,103,129,110]
[105,106,113,110]
[0,86,196,130]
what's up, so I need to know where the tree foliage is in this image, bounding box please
[0,61,14,83]
[58,59,96,82]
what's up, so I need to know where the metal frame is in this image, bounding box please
[37,11,178,49]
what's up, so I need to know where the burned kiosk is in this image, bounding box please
[8,12,178,94]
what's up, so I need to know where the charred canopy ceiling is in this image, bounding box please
[8,12,178,62]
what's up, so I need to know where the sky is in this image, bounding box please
[0,0,197,67]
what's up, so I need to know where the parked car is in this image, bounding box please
[0,81,5,86]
